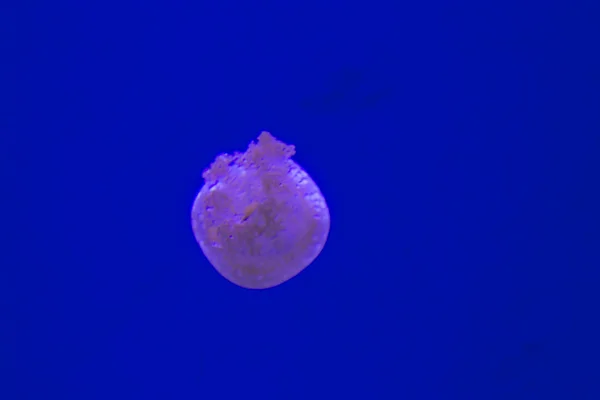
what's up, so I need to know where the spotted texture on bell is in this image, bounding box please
[191,132,330,289]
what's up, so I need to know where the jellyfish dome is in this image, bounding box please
[190,131,330,289]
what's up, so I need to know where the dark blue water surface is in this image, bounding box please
[4,1,599,398]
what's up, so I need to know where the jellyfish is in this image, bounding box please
[190,131,330,289]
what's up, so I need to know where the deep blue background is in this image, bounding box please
[4,1,600,399]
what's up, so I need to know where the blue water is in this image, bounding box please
[5,1,599,398]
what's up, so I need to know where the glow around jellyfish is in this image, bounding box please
[190,131,330,289]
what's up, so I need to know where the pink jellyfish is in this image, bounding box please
[190,131,330,289]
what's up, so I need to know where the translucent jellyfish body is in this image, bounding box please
[191,132,330,289]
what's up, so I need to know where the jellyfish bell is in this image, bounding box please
[191,131,330,289]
